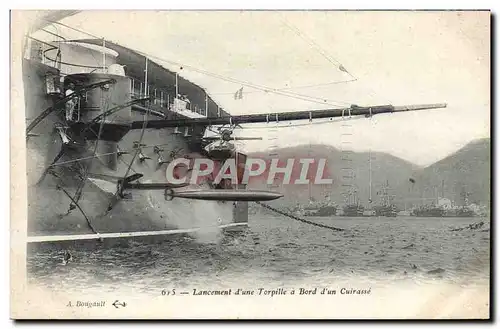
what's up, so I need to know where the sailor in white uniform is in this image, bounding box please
[65,83,77,122]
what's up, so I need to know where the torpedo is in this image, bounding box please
[164,189,283,202]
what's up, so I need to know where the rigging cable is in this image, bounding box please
[56,183,99,235]
[278,14,357,81]
[26,78,116,135]
[44,19,101,39]
[105,82,152,211]
[71,84,112,209]
[43,98,149,174]
[136,50,352,107]
[44,20,354,108]
[209,79,358,96]
[278,14,393,106]
[47,17,356,96]
[48,114,370,168]
[50,142,172,167]
[123,76,151,179]
[256,201,344,232]
[43,167,99,235]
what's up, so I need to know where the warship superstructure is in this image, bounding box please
[24,34,255,239]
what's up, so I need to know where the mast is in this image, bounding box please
[234,132,238,190]
[308,142,312,201]
[175,73,179,97]
[205,93,208,116]
[369,149,372,204]
[144,57,148,96]
[102,38,106,72]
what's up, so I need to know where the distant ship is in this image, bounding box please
[373,180,398,217]
[341,190,365,217]
[303,202,338,217]
[293,193,338,217]
[411,184,476,218]
[299,180,338,217]
[342,203,365,217]
[411,205,445,217]
[445,206,476,217]
[412,205,476,217]
[374,204,398,217]
[446,188,477,217]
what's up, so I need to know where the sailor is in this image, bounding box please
[65,83,77,122]
[183,94,191,109]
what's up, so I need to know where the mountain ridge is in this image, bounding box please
[246,137,490,208]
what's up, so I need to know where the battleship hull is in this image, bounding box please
[374,205,398,217]
[24,41,248,240]
[411,207,445,217]
[303,206,337,217]
[340,205,365,217]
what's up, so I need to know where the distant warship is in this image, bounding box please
[373,180,398,217]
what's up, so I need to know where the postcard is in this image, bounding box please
[10,10,491,319]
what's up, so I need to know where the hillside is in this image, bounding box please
[247,139,491,208]
[247,144,420,208]
[407,138,491,207]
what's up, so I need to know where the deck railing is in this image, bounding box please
[129,77,207,117]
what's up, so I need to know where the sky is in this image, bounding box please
[32,10,490,166]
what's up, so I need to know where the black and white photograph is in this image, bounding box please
[10,10,490,319]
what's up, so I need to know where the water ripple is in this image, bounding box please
[27,216,490,292]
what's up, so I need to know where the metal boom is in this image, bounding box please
[129,103,447,130]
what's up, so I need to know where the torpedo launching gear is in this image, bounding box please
[54,123,81,148]
[138,150,151,162]
[154,146,169,169]
[87,172,282,202]
[87,172,190,199]
[201,126,263,160]
[116,145,129,157]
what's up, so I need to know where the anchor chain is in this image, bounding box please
[255,201,344,232]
